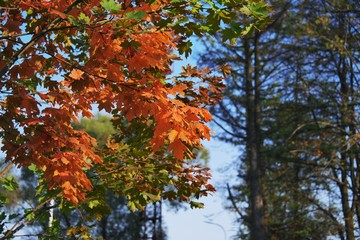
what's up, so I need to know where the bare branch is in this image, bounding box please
[0,162,14,178]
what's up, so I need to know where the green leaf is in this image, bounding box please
[240,5,252,16]
[124,10,146,21]
[142,192,160,201]
[68,15,80,25]
[28,163,37,172]
[25,211,36,221]
[242,24,255,36]
[78,13,90,24]
[218,9,231,20]
[88,200,100,209]
[222,28,236,42]
[0,212,6,221]
[9,213,19,220]
[240,1,269,20]
[128,201,136,212]
[156,18,172,29]
[230,38,237,46]
[190,201,204,209]
[159,169,168,176]
[0,194,7,204]
[100,0,121,13]
[1,176,18,191]
[249,1,269,19]
[178,40,193,58]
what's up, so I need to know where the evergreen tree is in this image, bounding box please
[198,0,360,238]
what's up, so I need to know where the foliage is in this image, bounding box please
[198,0,360,239]
[0,0,270,238]
[10,116,154,239]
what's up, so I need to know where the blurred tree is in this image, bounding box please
[198,0,360,239]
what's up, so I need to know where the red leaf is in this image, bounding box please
[50,9,67,19]
[169,139,188,160]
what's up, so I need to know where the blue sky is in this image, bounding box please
[163,140,240,240]
[161,40,243,240]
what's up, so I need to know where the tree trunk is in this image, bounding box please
[339,54,355,240]
[244,37,267,240]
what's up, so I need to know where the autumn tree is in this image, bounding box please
[0,0,269,238]
[73,116,166,240]
[15,116,164,239]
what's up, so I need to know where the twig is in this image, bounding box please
[0,163,14,178]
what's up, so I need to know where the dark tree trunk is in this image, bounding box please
[244,37,267,240]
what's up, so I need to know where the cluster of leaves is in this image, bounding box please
[0,0,270,238]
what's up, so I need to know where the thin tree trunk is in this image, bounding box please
[339,54,355,240]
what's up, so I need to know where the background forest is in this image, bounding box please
[199,0,360,239]
[0,0,360,239]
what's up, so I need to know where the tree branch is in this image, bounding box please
[2,193,61,240]
[0,162,14,178]
[226,183,248,223]
[0,0,84,80]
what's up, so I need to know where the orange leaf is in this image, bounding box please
[169,84,187,96]
[199,109,212,121]
[50,9,67,19]
[69,69,84,80]
[53,170,60,176]
[178,131,189,142]
[60,156,70,165]
[173,112,183,122]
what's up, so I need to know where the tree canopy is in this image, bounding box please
[0,0,269,238]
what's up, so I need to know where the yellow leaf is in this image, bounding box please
[61,157,70,165]
[168,129,178,143]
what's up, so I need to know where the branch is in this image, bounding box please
[38,48,139,91]
[0,0,84,80]
[0,33,35,40]
[265,1,292,31]
[305,195,345,235]
[328,10,360,14]
[212,118,240,138]
[226,183,248,223]
[0,162,14,178]
[2,193,61,240]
